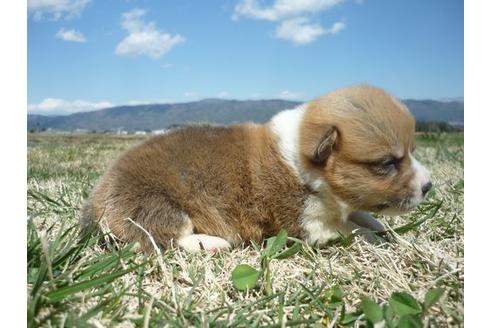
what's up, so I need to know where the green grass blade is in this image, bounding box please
[424,288,444,311]
[46,262,146,302]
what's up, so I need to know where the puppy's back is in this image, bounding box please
[80,124,305,251]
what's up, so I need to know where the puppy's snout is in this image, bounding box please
[421,181,432,196]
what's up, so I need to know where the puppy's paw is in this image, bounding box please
[177,234,232,253]
[349,225,385,244]
[348,211,385,232]
[347,212,389,244]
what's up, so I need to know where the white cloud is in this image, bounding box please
[55,28,86,42]
[27,0,91,21]
[126,100,153,106]
[28,98,113,115]
[274,17,325,45]
[276,90,304,100]
[183,91,198,98]
[328,21,345,34]
[233,0,346,45]
[115,8,185,59]
[233,0,344,21]
[216,91,230,98]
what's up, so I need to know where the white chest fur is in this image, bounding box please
[270,106,352,245]
[300,192,352,245]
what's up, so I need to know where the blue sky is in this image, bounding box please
[27,0,464,115]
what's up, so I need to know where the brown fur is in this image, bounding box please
[299,85,416,212]
[81,85,424,252]
[81,124,309,252]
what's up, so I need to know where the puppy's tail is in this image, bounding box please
[78,199,101,240]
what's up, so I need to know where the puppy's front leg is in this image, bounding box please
[348,211,385,232]
[346,211,387,243]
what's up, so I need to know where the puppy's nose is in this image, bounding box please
[421,182,433,196]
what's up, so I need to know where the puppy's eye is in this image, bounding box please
[369,157,400,176]
[382,158,399,168]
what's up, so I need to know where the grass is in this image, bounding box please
[27,132,464,327]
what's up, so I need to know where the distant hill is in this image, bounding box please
[403,99,464,125]
[27,98,464,132]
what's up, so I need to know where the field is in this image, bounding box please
[27,132,464,327]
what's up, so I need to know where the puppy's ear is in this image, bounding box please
[312,126,338,165]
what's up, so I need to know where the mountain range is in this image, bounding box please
[27,98,464,132]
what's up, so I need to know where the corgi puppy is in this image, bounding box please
[80,85,432,252]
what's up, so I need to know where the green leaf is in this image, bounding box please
[321,285,344,304]
[274,242,301,259]
[383,304,397,328]
[361,297,383,323]
[424,288,444,311]
[340,311,360,325]
[265,229,288,257]
[330,285,344,303]
[231,264,260,291]
[396,314,423,328]
[389,292,422,316]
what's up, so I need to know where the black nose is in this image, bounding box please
[422,182,433,196]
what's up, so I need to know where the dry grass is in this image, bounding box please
[27,132,463,327]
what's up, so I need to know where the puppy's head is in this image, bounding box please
[300,85,432,215]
